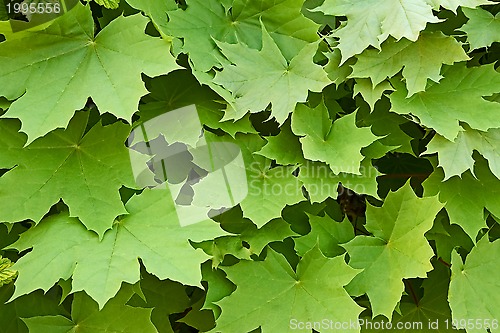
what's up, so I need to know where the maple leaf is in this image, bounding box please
[211,246,363,332]
[8,189,226,308]
[88,0,120,9]
[448,238,500,333]
[353,79,393,110]
[350,32,469,97]
[390,63,500,141]
[127,273,191,333]
[291,102,379,175]
[426,126,500,180]
[213,25,331,124]
[461,7,500,50]
[343,182,443,319]
[0,284,69,333]
[313,0,440,62]
[23,285,158,333]
[191,133,305,227]
[165,0,320,72]
[299,159,380,203]
[0,118,25,169]
[426,0,494,13]
[360,262,457,332]
[294,214,354,257]
[0,112,139,237]
[423,156,500,242]
[256,119,305,165]
[0,3,179,142]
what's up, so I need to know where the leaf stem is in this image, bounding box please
[404,280,419,306]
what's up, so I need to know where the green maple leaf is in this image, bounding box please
[461,7,500,50]
[128,273,191,333]
[390,63,500,141]
[291,103,379,175]
[0,119,25,169]
[0,112,138,237]
[353,79,393,110]
[423,156,500,242]
[356,99,415,154]
[427,0,494,13]
[426,212,473,263]
[313,0,440,62]
[165,0,320,72]
[0,3,179,142]
[426,126,500,180]
[299,159,380,203]
[192,133,305,227]
[294,214,354,257]
[213,25,331,124]
[87,0,120,9]
[343,182,443,319]
[256,119,305,165]
[8,189,226,308]
[362,262,459,332]
[350,32,469,97]
[23,285,158,333]
[0,285,69,333]
[198,218,297,267]
[125,0,177,35]
[210,246,363,333]
[449,237,500,333]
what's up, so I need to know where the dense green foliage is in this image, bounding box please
[0,0,499,332]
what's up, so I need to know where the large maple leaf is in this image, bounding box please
[0,112,139,237]
[213,25,331,124]
[211,246,363,332]
[342,182,443,319]
[449,238,500,333]
[350,32,469,97]
[8,189,226,308]
[390,63,500,141]
[0,3,179,142]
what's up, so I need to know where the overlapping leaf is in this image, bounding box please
[0,112,138,237]
[423,156,500,242]
[461,7,500,50]
[291,102,379,175]
[0,3,179,142]
[24,285,158,333]
[449,238,500,333]
[213,25,330,124]
[165,0,320,72]
[211,246,363,332]
[390,63,500,141]
[350,32,469,97]
[343,183,443,319]
[314,0,440,62]
[426,126,500,180]
[9,189,226,308]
